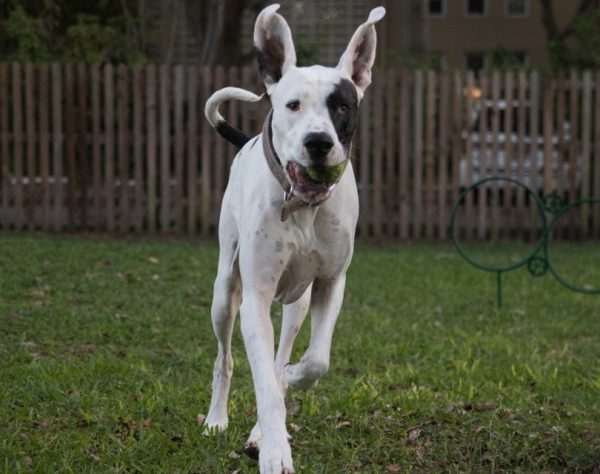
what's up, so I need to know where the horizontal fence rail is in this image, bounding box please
[0,63,599,240]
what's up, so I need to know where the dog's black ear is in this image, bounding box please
[254,4,296,92]
[337,7,385,97]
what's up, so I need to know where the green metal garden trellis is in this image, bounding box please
[450,176,600,307]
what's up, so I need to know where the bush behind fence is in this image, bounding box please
[0,63,599,240]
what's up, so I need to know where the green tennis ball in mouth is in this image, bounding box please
[305,161,348,184]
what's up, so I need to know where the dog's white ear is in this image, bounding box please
[254,4,297,92]
[337,7,386,96]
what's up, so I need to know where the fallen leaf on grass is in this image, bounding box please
[21,456,32,466]
[286,398,300,416]
[148,256,159,264]
[387,464,401,473]
[196,413,206,425]
[228,451,241,459]
[289,423,300,432]
[408,446,425,460]
[407,428,422,444]
[336,420,352,429]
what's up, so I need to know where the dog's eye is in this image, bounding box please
[337,104,349,114]
[286,100,300,111]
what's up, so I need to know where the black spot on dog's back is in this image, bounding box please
[326,79,359,146]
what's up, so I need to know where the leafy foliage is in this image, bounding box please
[1,0,146,63]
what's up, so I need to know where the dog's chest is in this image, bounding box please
[273,222,352,304]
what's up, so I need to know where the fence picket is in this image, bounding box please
[201,66,212,237]
[39,65,50,231]
[13,64,24,230]
[425,70,436,240]
[160,64,170,233]
[117,65,129,233]
[133,66,144,232]
[0,64,7,228]
[77,64,89,230]
[595,72,600,238]
[104,64,115,232]
[52,64,63,231]
[413,70,423,239]
[581,71,592,238]
[174,65,185,233]
[25,63,36,230]
[91,64,101,230]
[438,72,449,240]
[398,69,409,240]
[146,65,157,233]
[187,65,198,235]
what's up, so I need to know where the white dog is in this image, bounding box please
[203,4,385,473]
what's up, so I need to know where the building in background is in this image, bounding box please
[381,0,582,72]
[129,0,596,72]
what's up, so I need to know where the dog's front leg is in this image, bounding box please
[285,275,346,389]
[240,286,294,473]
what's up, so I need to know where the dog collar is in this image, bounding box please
[261,110,312,221]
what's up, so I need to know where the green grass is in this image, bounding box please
[1,234,599,473]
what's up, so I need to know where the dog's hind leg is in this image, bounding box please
[204,218,241,433]
[245,285,311,458]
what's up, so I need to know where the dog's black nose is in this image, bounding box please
[304,132,334,161]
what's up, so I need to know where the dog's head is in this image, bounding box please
[255,4,385,204]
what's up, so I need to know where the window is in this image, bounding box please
[466,0,487,16]
[465,52,486,74]
[429,0,445,16]
[505,0,528,16]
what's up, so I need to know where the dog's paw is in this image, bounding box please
[245,423,262,459]
[259,435,294,474]
[202,415,228,436]
[284,363,321,390]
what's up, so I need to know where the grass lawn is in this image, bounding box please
[1,233,599,473]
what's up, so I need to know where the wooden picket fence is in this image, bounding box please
[1,62,599,240]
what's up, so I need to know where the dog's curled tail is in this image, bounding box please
[205,87,263,149]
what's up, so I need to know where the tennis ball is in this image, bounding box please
[305,161,348,184]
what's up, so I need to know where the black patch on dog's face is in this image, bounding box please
[326,79,358,146]
[256,39,285,84]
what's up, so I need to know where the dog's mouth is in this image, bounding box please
[286,161,346,203]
